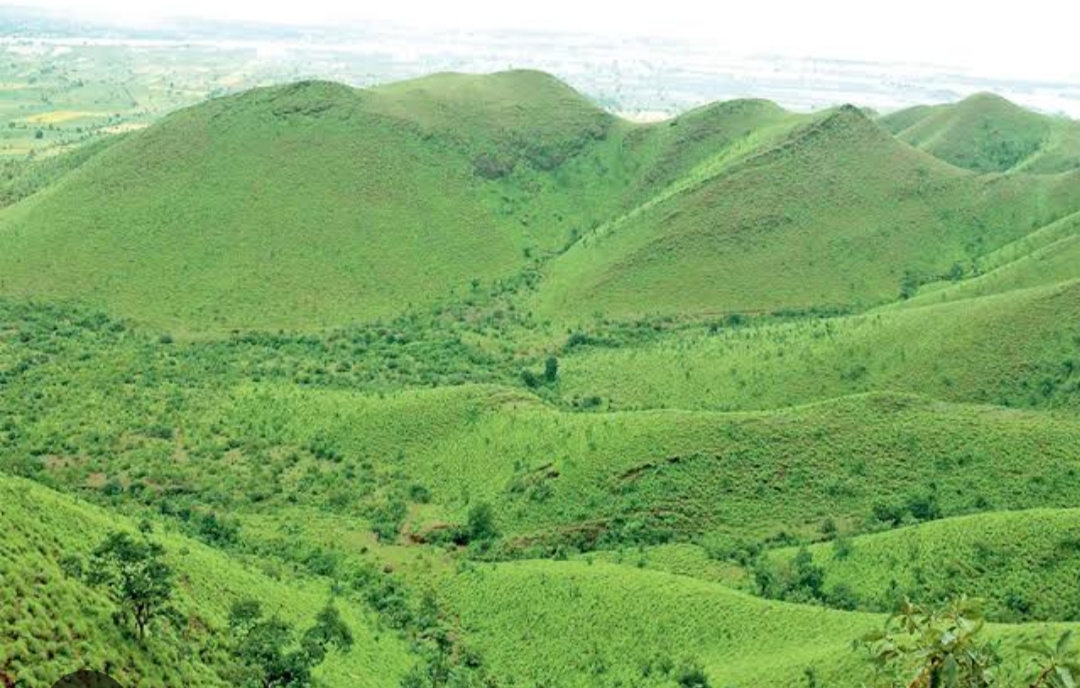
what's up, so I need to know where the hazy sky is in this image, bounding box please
[10,0,1080,81]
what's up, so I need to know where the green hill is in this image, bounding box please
[5,71,1080,688]
[0,473,412,688]
[0,73,810,333]
[0,80,549,333]
[531,105,1080,324]
[883,93,1080,173]
[557,279,1080,411]
[766,509,1080,622]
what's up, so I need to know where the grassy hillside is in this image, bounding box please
[5,72,1080,688]
[906,205,1080,306]
[884,93,1080,173]
[0,473,412,688]
[216,386,1080,547]
[442,559,876,688]
[766,509,1080,622]
[532,106,1080,323]
[0,73,809,334]
[0,80,544,333]
[557,279,1080,411]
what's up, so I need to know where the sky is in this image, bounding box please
[9,0,1080,81]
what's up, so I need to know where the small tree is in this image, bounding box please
[86,531,175,639]
[228,598,353,688]
[860,598,1079,688]
[466,502,498,543]
[544,356,559,383]
[899,270,919,300]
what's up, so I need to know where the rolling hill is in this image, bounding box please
[766,509,1080,622]
[881,93,1080,173]
[556,270,1080,412]
[0,473,412,688]
[532,105,1080,323]
[4,70,1080,688]
[0,72,805,333]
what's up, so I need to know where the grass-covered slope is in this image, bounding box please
[0,72,811,333]
[532,106,1080,323]
[906,205,1080,306]
[557,279,1080,411]
[441,559,1076,688]
[442,559,876,688]
[194,385,1080,551]
[767,509,1080,622]
[0,80,545,333]
[3,75,1075,334]
[0,473,412,688]
[883,93,1080,173]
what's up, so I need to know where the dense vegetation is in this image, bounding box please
[2,70,1079,687]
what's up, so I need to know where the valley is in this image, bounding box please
[1,66,1079,688]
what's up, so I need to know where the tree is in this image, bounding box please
[899,270,919,300]
[228,598,353,688]
[860,598,1080,688]
[466,502,498,543]
[544,356,559,383]
[86,531,175,639]
[675,659,711,688]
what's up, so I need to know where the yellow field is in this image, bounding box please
[101,122,149,134]
[19,110,106,124]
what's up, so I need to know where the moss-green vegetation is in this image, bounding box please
[882,93,1080,173]
[0,474,413,688]
[3,71,1080,688]
[764,509,1080,622]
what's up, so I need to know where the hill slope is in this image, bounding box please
[883,93,1080,173]
[531,106,1080,323]
[766,509,1080,622]
[0,80,551,332]
[557,279,1080,411]
[0,473,412,688]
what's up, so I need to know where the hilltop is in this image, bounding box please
[4,70,1080,688]
[882,92,1080,173]
[533,105,1080,322]
[2,74,1076,332]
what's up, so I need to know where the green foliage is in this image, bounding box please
[4,71,1080,688]
[1023,632,1080,688]
[859,598,999,687]
[227,598,353,688]
[466,502,498,544]
[859,599,1080,688]
[85,531,176,640]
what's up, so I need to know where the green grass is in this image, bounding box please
[0,473,413,688]
[557,280,1080,411]
[531,106,1080,324]
[883,93,1080,173]
[0,81,540,333]
[441,559,877,687]
[767,509,1080,622]
[441,558,1076,688]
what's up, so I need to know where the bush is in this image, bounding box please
[466,502,498,543]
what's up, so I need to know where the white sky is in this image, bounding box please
[10,0,1080,81]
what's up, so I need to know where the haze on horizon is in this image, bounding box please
[6,0,1080,83]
